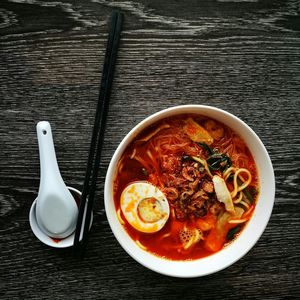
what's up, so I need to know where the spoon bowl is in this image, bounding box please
[30,186,93,248]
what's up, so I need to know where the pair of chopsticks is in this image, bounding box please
[73,11,123,252]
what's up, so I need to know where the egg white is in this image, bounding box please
[120,181,169,233]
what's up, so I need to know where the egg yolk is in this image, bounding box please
[137,197,164,223]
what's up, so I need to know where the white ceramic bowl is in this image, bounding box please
[104,105,275,277]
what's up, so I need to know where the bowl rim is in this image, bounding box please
[104,104,275,277]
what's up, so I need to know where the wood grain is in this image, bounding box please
[0,0,299,299]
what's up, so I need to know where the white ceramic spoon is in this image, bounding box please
[35,121,78,239]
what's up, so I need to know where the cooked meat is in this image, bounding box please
[188,198,208,217]
[162,156,221,221]
[161,155,181,173]
[202,180,214,193]
[192,190,206,200]
[209,201,224,216]
[163,187,179,202]
[182,166,200,182]
[189,178,199,190]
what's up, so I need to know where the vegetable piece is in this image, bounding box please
[141,168,148,176]
[198,143,232,171]
[179,227,203,250]
[226,225,241,241]
[204,227,226,252]
[227,206,246,224]
[196,214,216,231]
[204,210,230,252]
[138,124,170,142]
[207,153,232,171]
[204,120,224,140]
[233,206,244,218]
[183,118,214,145]
[212,175,235,213]
[197,142,213,155]
[205,207,245,252]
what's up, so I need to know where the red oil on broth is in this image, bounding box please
[113,114,259,260]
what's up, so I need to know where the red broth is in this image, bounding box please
[113,114,258,260]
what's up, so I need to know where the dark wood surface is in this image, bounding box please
[1,0,299,299]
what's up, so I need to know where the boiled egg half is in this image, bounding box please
[120,181,170,233]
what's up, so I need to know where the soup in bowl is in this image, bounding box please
[104,105,275,277]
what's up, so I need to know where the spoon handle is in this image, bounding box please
[36,121,63,188]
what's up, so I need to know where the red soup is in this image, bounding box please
[113,114,259,261]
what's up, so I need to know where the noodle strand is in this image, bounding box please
[233,192,243,204]
[228,218,249,224]
[117,209,125,225]
[239,200,250,210]
[231,168,252,198]
[136,240,147,250]
[191,156,213,177]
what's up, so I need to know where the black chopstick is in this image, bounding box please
[73,11,123,252]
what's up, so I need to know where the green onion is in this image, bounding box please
[197,142,213,155]
[197,143,232,172]
[142,168,148,176]
[207,153,232,171]
[226,225,241,241]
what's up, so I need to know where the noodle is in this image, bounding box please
[117,156,125,173]
[136,240,147,250]
[223,167,252,199]
[191,156,213,177]
[130,148,136,159]
[223,167,235,181]
[117,209,125,225]
[231,168,252,198]
[243,205,255,218]
[239,200,250,210]
[133,155,150,169]
[171,208,175,219]
[233,192,243,204]
[159,233,171,240]
[228,218,249,224]
[138,124,170,142]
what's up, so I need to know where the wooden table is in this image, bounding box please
[1,0,299,299]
